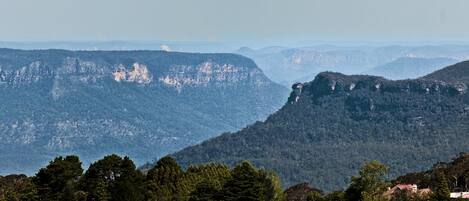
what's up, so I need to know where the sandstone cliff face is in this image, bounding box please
[158,61,269,90]
[289,72,468,104]
[0,53,269,90]
[113,63,152,84]
[0,49,288,174]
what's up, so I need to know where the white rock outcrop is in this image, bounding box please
[113,63,152,84]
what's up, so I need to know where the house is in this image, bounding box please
[450,192,469,199]
[383,184,431,199]
[384,184,418,197]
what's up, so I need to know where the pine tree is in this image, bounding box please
[80,154,145,201]
[188,180,220,201]
[220,161,262,201]
[111,157,145,201]
[33,155,83,201]
[146,156,185,201]
[432,171,450,201]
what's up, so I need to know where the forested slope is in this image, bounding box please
[173,61,469,191]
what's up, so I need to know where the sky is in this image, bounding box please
[1,0,469,44]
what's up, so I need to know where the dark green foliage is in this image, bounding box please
[148,156,184,185]
[345,161,389,201]
[3,155,280,201]
[388,153,469,200]
[430,172,450,201]
[144,158,283,201]
[220,161,264,201]
[173,61,469,190]
[188,180,220,201]
[184,163,231,190]
[146,156,185,200]
[33,155,83,201]
[80,154,145,201]
[395,153,469,192]
[306,191,324,201]
[0,175,38,201]
[259,171,285,201]
[323,191,345,201]
[3,153,469,201]
[219,161,283,201]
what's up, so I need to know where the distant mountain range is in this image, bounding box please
[0,48,288,175]
[366,57,458,80]
[0,41,236,53]
[172,61,469,191]
[237,45,469,86]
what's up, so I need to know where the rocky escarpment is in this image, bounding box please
[173,60,469,191]
[289,72,467,104]
[158,61,269,91]
[0,49,269,90]
[112,63,152,84]
[0,48,289,175]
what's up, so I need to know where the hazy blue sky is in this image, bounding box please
[1,0,469,43]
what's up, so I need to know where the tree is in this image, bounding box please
[0,175,38,201]
[258,171,284,201]
[2,189,19,201]
[111,157,145,201]
[33,155,83,201]
[219,161,283,201]
[220,161,263,201]
[307,191,324,201]
[324,191,345,201]
[431,171,450,201]
[80,154,145,201]
[188,180,220,201]
[345,161,389,201]
[185,163,231,191]
[146,156,185,201]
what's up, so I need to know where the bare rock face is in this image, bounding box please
[158,61,269,91]
[0,48,289,175]
[113,63,152,84]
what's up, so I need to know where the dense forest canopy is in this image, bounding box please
[172,61,469,191]
[1,153,464,201]
[0,155,284,201]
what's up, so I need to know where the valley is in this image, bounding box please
[0,49,288,175]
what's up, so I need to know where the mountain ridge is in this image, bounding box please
[365,57,457,80]
[237,45,469,86]
[172,60,469,191]
[0,48,289,175]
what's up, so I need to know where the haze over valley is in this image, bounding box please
[3,0,469,200]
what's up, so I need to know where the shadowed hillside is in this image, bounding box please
[172,61,469,191]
